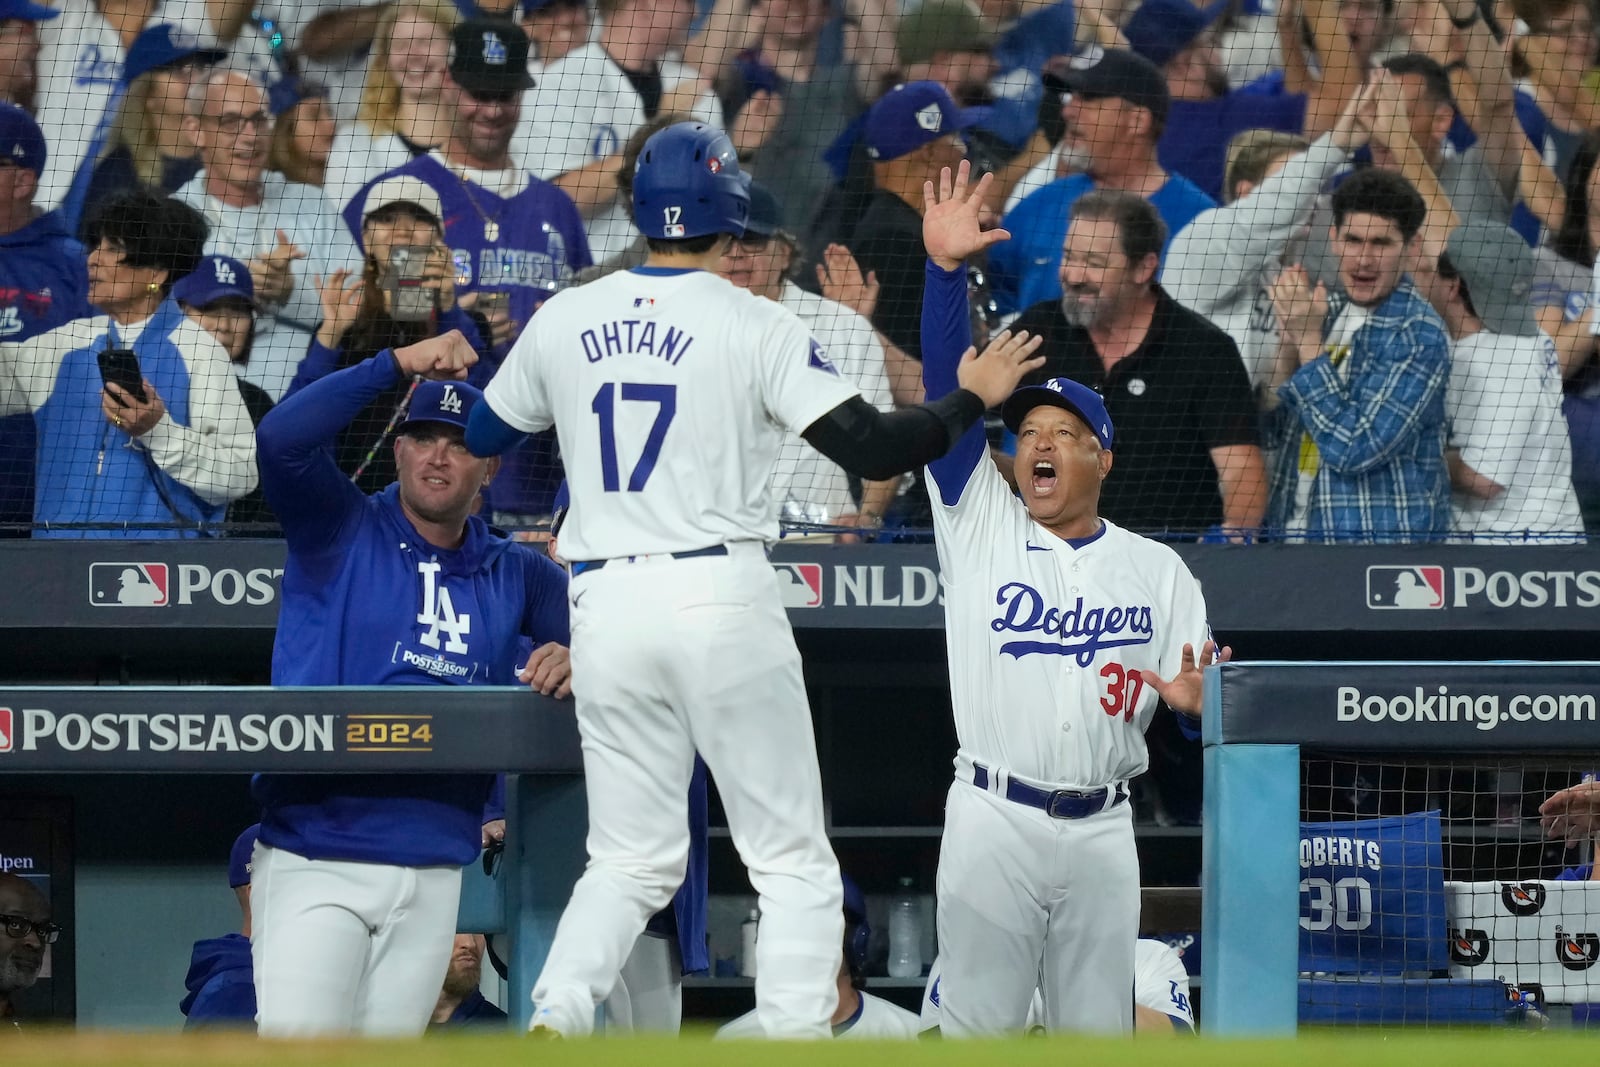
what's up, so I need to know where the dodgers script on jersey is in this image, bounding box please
[1299,810,1448,974]
[928,458,1210,787]
[483,268,860,560]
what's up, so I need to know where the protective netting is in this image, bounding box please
[0,0,1595,541]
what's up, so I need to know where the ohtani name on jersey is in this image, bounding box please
[990,582,1153,665]
[580,320,695,365]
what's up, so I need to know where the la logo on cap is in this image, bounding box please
[1070,45,1104,69]
[915,103,943,132]
[438,384,463,414]
[10,145,22,159]
[213,258,236,284]
[1045,379,1065,393]
[482,30,506,64]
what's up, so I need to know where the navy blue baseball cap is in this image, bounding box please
[864,81,988,162]
[0,102,45,175]
[1124,0,1229,69]
[123,23,226,85]
[398,380,485,434]
[1001,377,1115,449]
[1060,48,1170,126]
[174,254,255,308]
[228,824,260,888]
[0,0,59,21]
[742,182,785,238]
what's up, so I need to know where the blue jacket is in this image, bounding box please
[252,353,570,867]
[0,209,90,530]
[179,933,256,1028]
[3,299,259,537]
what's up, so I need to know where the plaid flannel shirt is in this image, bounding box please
[1263,281,1451,543]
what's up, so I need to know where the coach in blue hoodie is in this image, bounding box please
[179,825,260,1029]
[0,104,90,534]
[250,331,571,1037]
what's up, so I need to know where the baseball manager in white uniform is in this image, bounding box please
[918,161,1228,1036]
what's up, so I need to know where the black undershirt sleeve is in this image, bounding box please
[800,391,987,481]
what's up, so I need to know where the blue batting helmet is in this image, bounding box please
[631,122,751,241]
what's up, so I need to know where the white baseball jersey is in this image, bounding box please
[718,989,922,1039]
[324,126,419,214]
[919,939,1195,1033]
[33,0,133,208]
[483,268,860,561]
[1445,330,1585,543]
[928,455,1212,789]
[771,281,896,525]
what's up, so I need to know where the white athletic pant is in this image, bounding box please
[251,843,462,1037]
[935,780,1139,1036]
[532,545,843,1037]
[602,932,683,1033]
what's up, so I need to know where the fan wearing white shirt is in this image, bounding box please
[1412,219,1586,543]
[174,69,362,402]
[717,183,900,537]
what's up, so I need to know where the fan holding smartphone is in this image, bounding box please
[0,190,259,537]
[286,176,492,495]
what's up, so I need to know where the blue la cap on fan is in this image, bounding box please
[1123,0,1230,68]
[174,254,255,308]
[228,824,261,888]
[0,0,59,21]
[1001,377,1115,450]
[397,380,485,434]
[122,23,227,85]
[0,103,45,175]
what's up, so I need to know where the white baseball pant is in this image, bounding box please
[935,779,1139,1035]
[531,545,843,1037]
[602,932,683,1032]
[251,843,462,1037]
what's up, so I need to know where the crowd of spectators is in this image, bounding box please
[0,0,1596,543]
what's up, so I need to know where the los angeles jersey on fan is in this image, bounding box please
[483,267,860,560]
[928,450,1212,789]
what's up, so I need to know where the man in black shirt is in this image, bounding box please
[850,80,982,360]
[1012,189,1266,539]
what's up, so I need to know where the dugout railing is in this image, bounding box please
[1203,661,1600,1035]
[0,686,584,1031]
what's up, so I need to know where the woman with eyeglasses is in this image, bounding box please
[322,0,458,211]
[0,190,258,537]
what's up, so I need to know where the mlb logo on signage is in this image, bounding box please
[89,562,170,607]
[1366,565,1444,610]
[774,563,823,608]
[0,709,11,753]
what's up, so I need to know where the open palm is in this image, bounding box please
[922,160,1010,267]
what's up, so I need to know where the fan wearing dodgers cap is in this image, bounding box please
[1412,219,1586,542]
[0,103,89,534]
[919,161,1225,1034]
[179,825,261,1029]
[0,0,58,112]
[248,328,571,1036]
[988,49,1215,316]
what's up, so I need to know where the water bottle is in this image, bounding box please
[887,877,923,978]
[739,908,759,978]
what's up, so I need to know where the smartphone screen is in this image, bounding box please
[97,347,148,404]
[381,245,439,323]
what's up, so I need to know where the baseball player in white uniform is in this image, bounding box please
[919,939,1197,1035]
[917,161,1227,1036]
[464,124,1045,1038]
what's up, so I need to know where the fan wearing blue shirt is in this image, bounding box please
[989,50,1215,315]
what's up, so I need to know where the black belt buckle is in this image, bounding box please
[1046,787,1104,820]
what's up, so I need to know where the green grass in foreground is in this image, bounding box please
[1,1029,1593,1067]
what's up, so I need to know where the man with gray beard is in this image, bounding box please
[1009,189,1266,541]
[0,873,54,1028]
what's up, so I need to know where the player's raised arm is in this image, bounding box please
[799,167,1040,481]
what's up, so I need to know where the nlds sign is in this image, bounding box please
[88,563,283,607]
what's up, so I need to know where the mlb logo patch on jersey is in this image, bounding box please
[0,709,11,753]
[774,563,823,608]
[633,297,656,309]
[1366,565,1444,610]
[89,563,169,607]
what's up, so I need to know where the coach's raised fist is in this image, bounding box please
[393,330,477,380]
